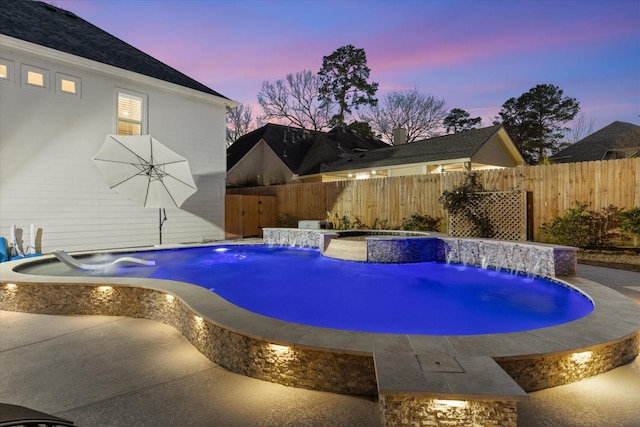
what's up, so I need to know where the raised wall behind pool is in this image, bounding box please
[262,228,577,277]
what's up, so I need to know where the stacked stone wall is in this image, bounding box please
[497,333,640,391]
[0,282,378,397]
[379,396,518,427]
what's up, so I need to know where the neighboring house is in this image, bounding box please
[551,121,640,163]
[227,123,389,185]
[0,0,236,252]
[311,124,525,181]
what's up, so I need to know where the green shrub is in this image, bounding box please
[276,213,298,228]
[351,216,369,230]
[226,177,259,188]
[372,218,392,230]
[617,207,640,237]
[400,213,441,232]
[337,215,351,230]
[541,202,622,247]
[589,205,623,246]
[617,207,640,246]
[439,172,493,237]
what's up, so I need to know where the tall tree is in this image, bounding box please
[318,44,378,127]
[443,108,482,134]
[364,88,447,143]
[257,70,334,131]
[226,103,257,146]
[346,120,375,138]
[496,84,580,164]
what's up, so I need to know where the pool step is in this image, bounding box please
[323,239,367,262]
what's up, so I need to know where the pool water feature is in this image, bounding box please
[19,245,593,335]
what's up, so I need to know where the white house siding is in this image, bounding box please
[0,38,228,253]
[473,135,521,168]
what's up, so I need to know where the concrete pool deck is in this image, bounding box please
[0,264,638,426]
[1,244,639,426]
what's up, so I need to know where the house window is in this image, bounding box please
[117,90,147,135]
[56,73,81,96]
[61,79,75,93]
[28,71,44,86]
[0,58,14,81]
[22,64,49,89]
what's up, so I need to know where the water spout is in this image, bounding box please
[445,241,459,264]
[526,248,542,278]
[481,256,489,270]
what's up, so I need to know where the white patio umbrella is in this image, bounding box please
[92,134,198,244]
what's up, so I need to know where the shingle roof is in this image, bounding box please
[227,124,389,174]
[321,124,505,172]
[0,0,230,99]
[551,121,640,163]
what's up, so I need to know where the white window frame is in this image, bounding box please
[116,88,148,135]
[22,64,49,90]
[0,58,15,83]
[56,73,81,97]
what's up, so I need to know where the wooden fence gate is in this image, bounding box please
[225,195,277,239]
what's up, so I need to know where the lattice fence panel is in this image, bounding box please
[448,191,527,240]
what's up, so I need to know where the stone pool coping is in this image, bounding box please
[2,242,640,426]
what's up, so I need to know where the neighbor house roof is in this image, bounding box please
[0,0,231,99]
[551,121,640,163]
[227,123,389,175]
[321,124,515,173]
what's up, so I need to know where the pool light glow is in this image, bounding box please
[571,351,593,365]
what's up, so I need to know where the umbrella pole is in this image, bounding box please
[159,208,167,244]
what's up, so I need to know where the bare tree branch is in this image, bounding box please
[363,88,447,143]
[257,70,335,131]
[565,113,596,144]
[226,103,256,146]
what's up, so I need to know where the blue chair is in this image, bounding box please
[0,237,7,263]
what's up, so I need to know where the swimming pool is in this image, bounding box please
[21,245,594,335]
[4,239,640,427]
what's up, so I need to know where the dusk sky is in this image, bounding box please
[50,0,639,132]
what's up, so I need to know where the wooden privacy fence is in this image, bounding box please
[227,158,639,241]
[225,195,277,239]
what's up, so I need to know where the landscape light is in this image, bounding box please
[268,343,292,356]
[571,350,593,365]
[434,399,467,409]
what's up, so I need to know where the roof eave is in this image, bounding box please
[495,126,526,165]
[1,35,238,107]
[313,157,474,177]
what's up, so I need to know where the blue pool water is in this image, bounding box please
[30,245,594,335]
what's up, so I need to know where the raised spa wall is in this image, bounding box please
[262,228,577,278]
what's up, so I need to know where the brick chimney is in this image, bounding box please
[393,128,407,145]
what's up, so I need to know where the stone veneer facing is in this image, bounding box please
[379,397,518,427]
[0,283,378,397]
[262,228,577,278]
